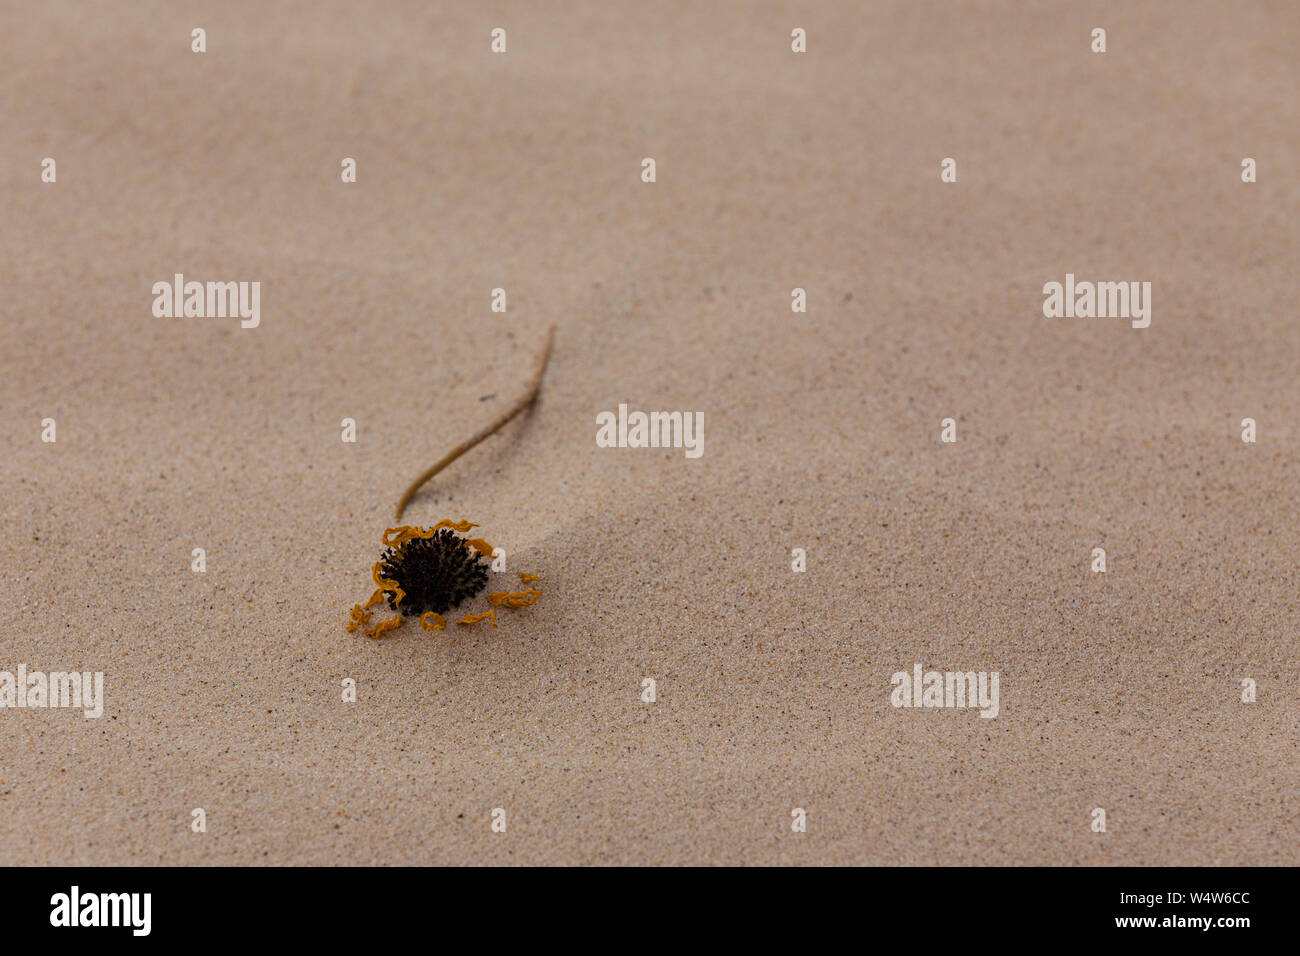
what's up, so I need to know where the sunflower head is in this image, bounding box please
[379,527,489,615]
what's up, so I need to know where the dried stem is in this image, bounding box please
[395,324,557,521]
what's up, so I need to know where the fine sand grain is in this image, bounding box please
[1,0,1296,864]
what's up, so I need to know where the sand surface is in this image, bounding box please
[2,0,1297,865]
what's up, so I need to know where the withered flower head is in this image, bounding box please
[348,520,542,638]
[379,527,489,615]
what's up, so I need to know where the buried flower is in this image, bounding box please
[347,326,555,640]
[347,520,541,638]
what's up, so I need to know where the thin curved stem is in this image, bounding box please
[395,324,557,521]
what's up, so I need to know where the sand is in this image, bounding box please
[1,0,1296,865]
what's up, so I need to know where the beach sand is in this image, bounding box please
[1,0,1296,864]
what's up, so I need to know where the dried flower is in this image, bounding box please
[347,519,541,638]
[378,528,489,615]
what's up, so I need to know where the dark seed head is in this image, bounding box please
[379,528,490,615]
